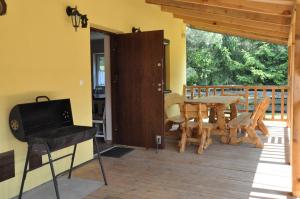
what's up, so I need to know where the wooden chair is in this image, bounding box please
[164,93,185,135]
[228,97,270,148]
[179,103,216,154]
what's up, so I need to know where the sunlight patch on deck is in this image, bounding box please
[251,122,292,199]
[250,191,289,199]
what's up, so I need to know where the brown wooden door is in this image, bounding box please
[111,30,164,148]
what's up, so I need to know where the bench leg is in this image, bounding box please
[257,119,269,136]
[229,128,241,145]
[242,127,263,148]
[179,126,187,153]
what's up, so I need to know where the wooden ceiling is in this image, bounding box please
[145,0,296,45]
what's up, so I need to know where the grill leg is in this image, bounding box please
[68,144,77,179]
[93,137,108,185]
[45,146,60,199]
[19,146,31,199]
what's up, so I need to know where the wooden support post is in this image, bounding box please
[288,22,294,128]
[292,3,300,197]
[288,46,292,127]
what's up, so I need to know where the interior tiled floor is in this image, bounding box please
[72,121,294,199]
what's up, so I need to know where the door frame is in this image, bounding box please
[90,27,116,143]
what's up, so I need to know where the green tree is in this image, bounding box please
[186,28,288,86]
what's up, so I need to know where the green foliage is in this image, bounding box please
[186,28,288,86]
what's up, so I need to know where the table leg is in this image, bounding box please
[216,104,229,144]
[230,103,238,120]
[204,129,213,149]
[197,129,207,154]
[209,106,216,123]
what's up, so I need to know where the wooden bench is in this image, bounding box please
[228,97,270,148]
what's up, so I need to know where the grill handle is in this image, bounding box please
[36,96,50,102]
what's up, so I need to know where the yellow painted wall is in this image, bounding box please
[0,1,186,198]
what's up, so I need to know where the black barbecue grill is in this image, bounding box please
[9,96,107,199]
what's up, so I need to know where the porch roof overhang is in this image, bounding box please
[145,0,295,45]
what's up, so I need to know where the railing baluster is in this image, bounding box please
[245,88,249,112]
[254,88,257,108]
[221,88,224,96]
[213,88,216,95]
[262,88,268,120]
[191,87,194,99]
[272,88,275,120]
[281,88,285,120]
[205,88,208,96]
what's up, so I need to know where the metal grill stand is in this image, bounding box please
[18,137,107,199]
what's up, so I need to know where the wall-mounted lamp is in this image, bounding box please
[0,0,7,16]
[66,6,88,31]
[132,27,141,33]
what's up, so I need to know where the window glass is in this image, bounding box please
[94,53,105,87]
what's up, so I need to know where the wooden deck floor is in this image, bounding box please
[73,122,294,199]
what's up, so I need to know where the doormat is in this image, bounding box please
[101,146,134,158]
[12,176,103,199]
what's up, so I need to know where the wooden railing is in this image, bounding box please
[183,85,289,121]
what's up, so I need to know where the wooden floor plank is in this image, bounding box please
[72,122,294,199]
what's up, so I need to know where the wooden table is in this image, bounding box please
[185,96,240,143]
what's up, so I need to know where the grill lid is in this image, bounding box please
[9,98,73,142]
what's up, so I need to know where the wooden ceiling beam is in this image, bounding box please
[175,0,294,15]
[185,20,288,45]
[146,0,291,25]
[162,6,290,34]
[289,4,297,44]
[176,15,289,39]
